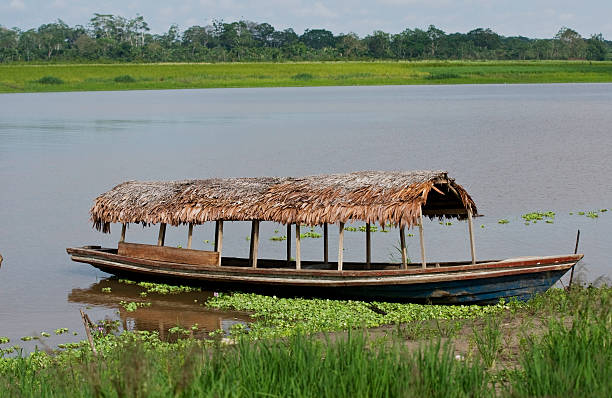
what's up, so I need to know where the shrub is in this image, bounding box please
[292,73,314,80]
[36,76,64,84]
[114,75,136,83]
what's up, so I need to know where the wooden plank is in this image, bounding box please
[366,222,371,269]
[418,209,426,268]
[467,209,476,264]
[157,223,166,246]
[120,223,126,243]
[187,223,193,249]
[295,224,301,270]
[400,226,407,269]
[118,242,219,266]
[215,221,223,266]
[323,223,328,264]
[338,222,344,271]
[286,224,292,264]
[250,221,259,268]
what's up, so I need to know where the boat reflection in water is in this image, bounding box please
[68,278,251,340]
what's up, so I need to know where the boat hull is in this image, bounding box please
[67,246,582,304]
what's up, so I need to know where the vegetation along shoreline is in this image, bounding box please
[2,60,612,93]
[1,286,610,397]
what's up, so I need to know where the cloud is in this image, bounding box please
[9,0,26,10]
[377,0,450,5]
[51,0,67,8]
[295,2,336,18]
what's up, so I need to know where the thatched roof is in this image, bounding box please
[91,171,476,233]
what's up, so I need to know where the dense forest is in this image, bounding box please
[0,13,610,63]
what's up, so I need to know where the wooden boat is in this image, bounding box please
[67,171,582,304]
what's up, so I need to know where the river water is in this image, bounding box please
[1,83,611,351]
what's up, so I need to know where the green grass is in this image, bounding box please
[2,60,612,93]
[0,332,490,398]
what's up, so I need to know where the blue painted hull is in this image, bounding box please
[327,269,569,304]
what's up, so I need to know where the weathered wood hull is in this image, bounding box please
[66,246,582,304]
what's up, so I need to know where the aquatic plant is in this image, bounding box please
[119,301,151,312]
[206,292,507,339]
[168,326,190,336]
[497,219,509,224]
[301,230,322,239]
[101,287,111,293]
[118,279,201,295]
[0,337,9,345]
[522,211,555,224]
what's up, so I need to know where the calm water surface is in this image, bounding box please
[1,84,611,351]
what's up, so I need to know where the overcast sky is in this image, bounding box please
[2,0,610,39]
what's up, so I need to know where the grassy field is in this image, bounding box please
[1,286,610,397]
[2,61,612,93]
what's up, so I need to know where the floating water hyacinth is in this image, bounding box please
[522,211,555,224]
[498,219,509,224]
[119,301,151,312]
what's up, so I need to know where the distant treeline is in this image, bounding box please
[0,13,610,63]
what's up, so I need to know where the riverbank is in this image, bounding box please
[1,286,610,396]
[2,61,612,93]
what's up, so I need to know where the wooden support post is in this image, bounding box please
[250,221,259,268]
[338,222,344,271]
[295,224,301,270]
[569,229,580,288]
[323,223,329,264]
[400,226,407,269]
[418,209,426,268]
[187,223,193,249]
[365,222,371,269]
[214,221,223,266]
[157,223,166,246]
[120,223,126,243]
[80,309,97,357]
[286,224,292,264]
[467,209,476,264]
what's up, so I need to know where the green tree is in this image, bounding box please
[427,25,445,57]
[300,29,335,49]
[586,33,606,60]
[37,20,71,59]
[554,27,586,59]
[336,33,365,58]
[365,30,391,58]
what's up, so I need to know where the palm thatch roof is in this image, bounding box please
[91,171,476,233]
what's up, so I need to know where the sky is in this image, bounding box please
[1,0,610,39]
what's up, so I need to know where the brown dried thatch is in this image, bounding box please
[91,171,476,232]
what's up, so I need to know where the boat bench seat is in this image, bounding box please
[118,242,219,266]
